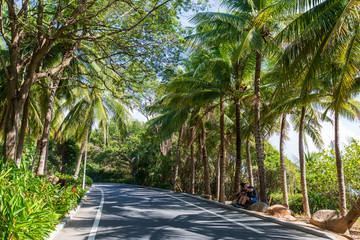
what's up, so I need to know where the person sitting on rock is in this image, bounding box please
[234,182,258,208]
[230,184,247,207]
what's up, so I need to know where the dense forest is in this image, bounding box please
[1,0,360,238]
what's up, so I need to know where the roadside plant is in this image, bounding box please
[0,160,86,239]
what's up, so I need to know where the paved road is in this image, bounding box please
[55,183,328,240]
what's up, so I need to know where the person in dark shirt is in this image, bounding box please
[230,184,247,206]
[234,182,258,208]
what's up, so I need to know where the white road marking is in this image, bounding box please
[88,188,104,240]
[165,194,264,234]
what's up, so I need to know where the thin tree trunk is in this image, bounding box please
[74,137,87,180]
[190,137,195,194]
[280,113,289,208]
[254,51,267,203]
[216,151,220,201]
[201,121,212,197]
[219,97,226,203]
[61,144,66,174]
[335,110,347,215]
[299,106,311,217]
[15,95,30,168]
[246,138,254,186]
[197,131,202,194]
[234,98,242,193]
[31,138,41,172]
[173,125,184,192]
[37,77,61,176]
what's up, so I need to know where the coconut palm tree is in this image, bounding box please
[273,0,360,216]
[58,87,129,179]
[189,0,292,202]
[318,66,360,214]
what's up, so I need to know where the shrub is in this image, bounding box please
[270,193,303,214]
[0,161,86,239]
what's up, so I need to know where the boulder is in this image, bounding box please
[201,194,212,200]
[47,175,60,185]
[309,210,348,234]
[248,202,268,212]
[265,204,295,220]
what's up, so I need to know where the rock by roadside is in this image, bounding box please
[224,201,357,240]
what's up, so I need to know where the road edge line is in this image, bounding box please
[88,188,105,240]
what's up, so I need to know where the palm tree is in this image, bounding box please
[319,68,360,214]
[279,113,289,208]
[58,88,129,179]
[189,0,289,202]
[274,0,360,216]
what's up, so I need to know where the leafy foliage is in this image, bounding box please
[0,161,86,239]
[307,140,360,210]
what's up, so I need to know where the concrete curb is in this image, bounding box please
[45,189,91,240]
[181,193,338,240]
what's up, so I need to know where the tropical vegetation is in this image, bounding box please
[1,0,360,237]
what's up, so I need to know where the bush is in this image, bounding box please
[0,161,86,239]
[55,172,93,187]
[85,175,93,187]
[270,193,303,214]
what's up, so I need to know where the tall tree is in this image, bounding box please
[274,0,360,216]
[279,113,289,208]
[0,0,200,162]
[58,88,129,179]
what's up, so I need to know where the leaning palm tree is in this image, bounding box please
[149,48,231,198]
[58,87,129,179]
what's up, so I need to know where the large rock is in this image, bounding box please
[248,202,268,212]
[47,175,60,185]
[309,210,348,233]
[201,194,212,200]
[265,204,296,220]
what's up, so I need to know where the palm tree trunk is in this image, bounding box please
[216,151,220,201]
[335,110,347,215]
[173,125,184,192]
[15,95,30,168]
[254,51,267,203]
[190,137,195,194]
[299,106,311,217]
[280,114,289,208]
[219,97,226,203]
[74,137,87,180]
[201,121,212,197]
[61,144,66,174]
[246,138,254,186]
[234,98,242,193]
[31,138,41,172]
[197,131,202,193]
[37,77,61,176]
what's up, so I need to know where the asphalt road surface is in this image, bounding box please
[55,183,328,240]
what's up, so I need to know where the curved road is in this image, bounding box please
[55,183,327,240]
